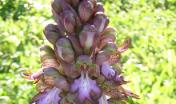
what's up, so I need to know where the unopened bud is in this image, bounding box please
[96,43,117,65]
[43,67,69,91]
[99,27,116,49]
[40,45,64,74]
[96,2,104,12]
[79,24,97,54]
[52,0,62,14]
[63,10,76,33]
[78,0,94,22]
[102,42,117,54]
[93,12,109,33]
[55,38,75,63]
[44,24,62,44]
[68,35,83,55]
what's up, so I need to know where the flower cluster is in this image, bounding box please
[24,0,138,104]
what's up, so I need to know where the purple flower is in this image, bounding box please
[71,72,101,102]
[32,87,61,104]
[101,62,116,79]
[101,62,127,85]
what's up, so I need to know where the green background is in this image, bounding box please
[0,0,176,104]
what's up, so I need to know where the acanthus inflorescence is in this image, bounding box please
[24,0,139,104]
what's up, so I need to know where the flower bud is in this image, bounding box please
[79,24,97,54]
[55,38,75,63]
[96,43,117,65]
[102,42,117,54]
[63,10,76,33]
[52,10,66,34]
[52,0,82,33]
[95,2,104,13]
[101,27,116,42]
[40,45,64,74]
[99,27,116,50]
[43,67,69,91]
[44,24,62,44]
[52,0,73,14]
[93,12,109,33]
[68,35,83,55]
[52,0,62,14]
[61,62,81,78]
[76,55,93,69]
[40,45,55,62]
[96,51,110,65]
[78,0,94,22]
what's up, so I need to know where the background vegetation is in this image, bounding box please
[0,0,176,104]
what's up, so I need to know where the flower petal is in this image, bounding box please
[31,87,61,104]
[98,94,109,104]
[71,72,101,102]
[101,62,116,79]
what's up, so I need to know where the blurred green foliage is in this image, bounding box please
[0,0,176,104]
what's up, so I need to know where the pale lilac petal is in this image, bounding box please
[71,72,101,102]
[36,87,61,104]
[71,79,80,92]
[91,80,101,94]
[98,94,109,104]
[101,62,115,79]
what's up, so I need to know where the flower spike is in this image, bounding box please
[27,0,138,103]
